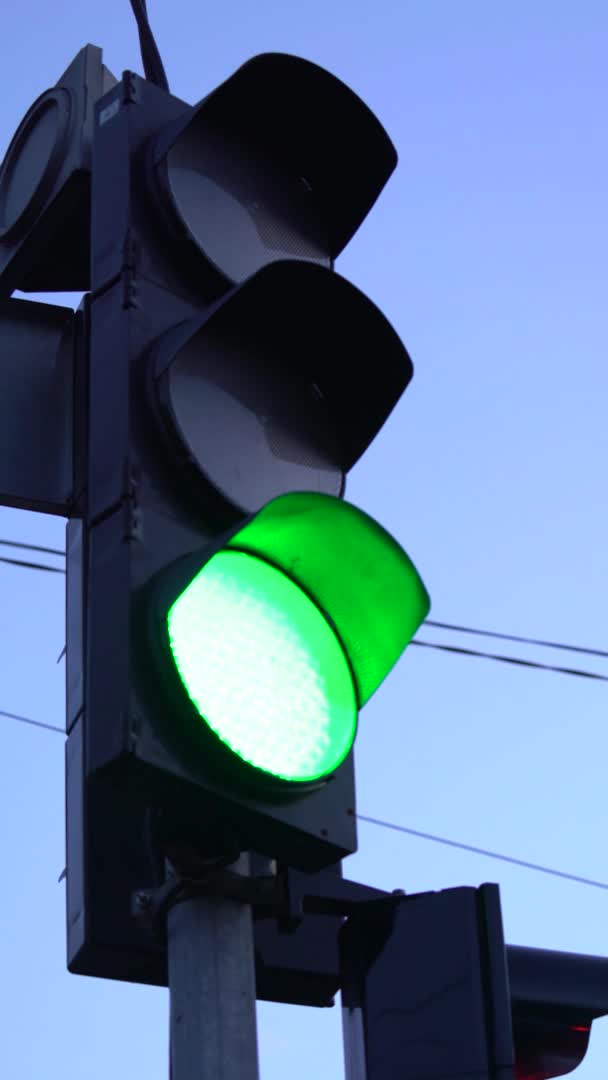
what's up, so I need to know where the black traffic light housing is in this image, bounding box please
[509,944,608,1079]
[74,55,427,875]
[341,884,515,1078]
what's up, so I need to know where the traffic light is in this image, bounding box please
[3,54,607,1080]
[0,46,116,518]
[509,944,608,1080]
[0,45,116,296]
[68,49,430,876]
[340,884,608,1080]
[0,40,429,971]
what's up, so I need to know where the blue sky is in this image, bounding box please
[0,1,607,1076]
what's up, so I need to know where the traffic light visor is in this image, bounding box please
[150,52,397,268]
[150,261,413,512]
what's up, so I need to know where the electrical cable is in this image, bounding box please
[129,0,169,91]
[0,539,64,557]
[411,639,608,682]
[0,539,64,573]
[0,555,64,573]
[0,708,64,735]
[357,813,608,891]
[426,619,608,660]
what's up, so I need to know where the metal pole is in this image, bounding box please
[168,855,260,1080]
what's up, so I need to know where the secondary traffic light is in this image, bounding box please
[0,45,116,295]
[509,944,608,1079]
[68,50,430,874]
[340,883,608,1079]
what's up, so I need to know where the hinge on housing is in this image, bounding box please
[123,495,141,541]
[121,460,141,541]
[122,229,139,309]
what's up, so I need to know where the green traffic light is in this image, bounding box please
[162,492,430,790]
[167,549,357,783]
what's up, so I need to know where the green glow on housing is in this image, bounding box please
[166,549,357,783]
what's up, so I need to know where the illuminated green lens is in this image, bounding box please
[166,550,357,783]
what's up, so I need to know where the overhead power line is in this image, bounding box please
[0,539,65,574]
[426,619,608,660]
[0,708,64,735]
[357,813,608,891]
[411,639,608,682]
[0,555,64,573]
[0,539,64,557]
